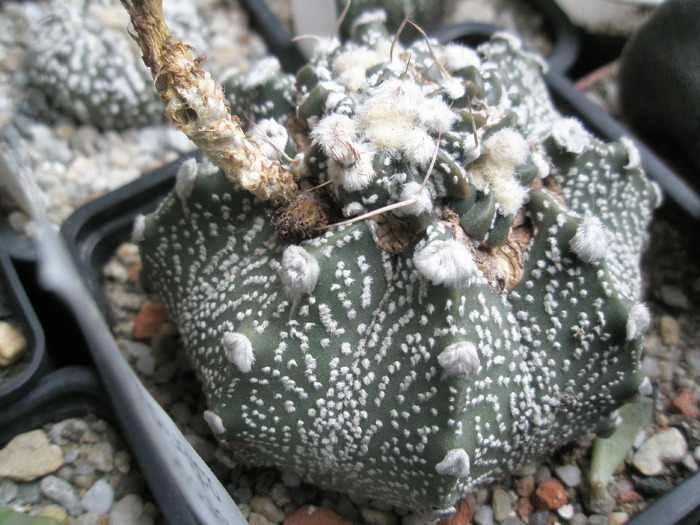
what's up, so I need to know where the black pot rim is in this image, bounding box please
[0,241,48,407]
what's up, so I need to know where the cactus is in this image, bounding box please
[135,11,659,517]
[27,0,207,130]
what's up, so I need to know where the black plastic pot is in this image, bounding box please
[0,365,112,445]
[0,240,48,408]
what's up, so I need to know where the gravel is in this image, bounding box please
[1,0,699,524]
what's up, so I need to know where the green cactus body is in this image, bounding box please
[137,12,659,517]
[27,0,207,130]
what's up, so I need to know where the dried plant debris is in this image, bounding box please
[129,7,659,518]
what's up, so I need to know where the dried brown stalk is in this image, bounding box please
[120,0,298,202]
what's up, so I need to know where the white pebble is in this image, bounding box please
[81,478,114,516]
[633,427,688,476]
[109,494,144,525]
[555,464,582,487]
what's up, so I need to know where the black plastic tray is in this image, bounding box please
[0,240,48,407]
[0,365,112,445]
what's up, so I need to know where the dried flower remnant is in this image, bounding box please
[119,0,297,202]
[131,7,659,519]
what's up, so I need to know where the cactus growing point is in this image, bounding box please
[126,6,659,518]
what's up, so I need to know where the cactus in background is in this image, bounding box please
[27,0,207,130]
[134,11,659,517]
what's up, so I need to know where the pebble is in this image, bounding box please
[87,442,114,472]
[38,503,69,521]
[249,513,274,525]
[557,503,574,520]
[250,495,286,523]
[0,320,28,365]
[473,505,494,525]
[0,479,18,504]
[695,446,700,462]
[670,389,698,418]
[659,315,682,345]
[555,464,582,487]
[132,302,168,339]
[0,430,64,482]
[686,350,700,375]
[632,427,688,475]
[658,285,691,309]
[284,505,353,525]
[491,486,512,521]
[608,511,630,525]
[360,506,398,525]
[81,478,114,516]
[40,475,82,516]
[438,498,474,525]
[532,480,567,511]
[514,475,535,497]
[534,465,551,484]
[110,494,144,525]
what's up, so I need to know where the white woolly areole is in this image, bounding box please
[174,157,198,202]
[311,114,357,156]
[437,342,480,377]
[279,245,321,299]
[569,214,608,263]
[552,118,589,154]
[131,214,146,244]
[484,128,529,167]
[222,332,255,373]
[418,96,458,133]
[620,136,642,170]
[492,178,529,217]
[401,128,436,167]
[249,118,289,161]
[331,141,376,191]
[438,44,481,72]
[413,239,477,287]
[203,410,225,435]
[531,152,550,179]
[435,448,470,478]
[242,56,281,89]
[626,303,651,341]
[393,182,433,217]
[358,79,426,150]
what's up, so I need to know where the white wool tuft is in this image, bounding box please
[311,114,357,154]
[484,129,529,167]
[222,332,255,373]
[439,44,481,72]
[413,239,477,287]
[401,128,436,167]
[531,152,550,179]
[331,141,376,191]
[242,56,281,89]
[174,158,198,202]
[131,214,146,244]
[437,342,480,378]
[492,178,529,216]
[279,245,321,299]
[203,410,226,435]
[435,449,470,478]
[418,97,458,133]
[626,303,651,341]
[569,214,608,263]
[620,136,642,170]
[393,182,433,217]
[552,118,589,155]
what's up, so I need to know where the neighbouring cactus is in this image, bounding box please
[27,0,207,130]
[136,11,659,517]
